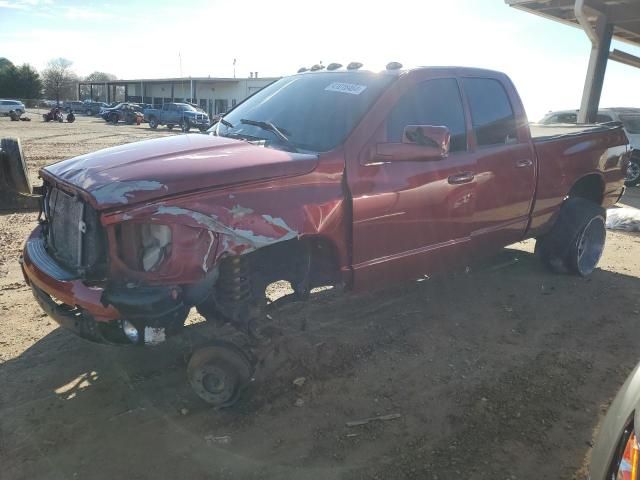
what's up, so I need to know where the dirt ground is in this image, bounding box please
[2,115,640,480]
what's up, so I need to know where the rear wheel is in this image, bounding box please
[536,197,606,276]
[0,138,32,194]
[180,119,191,132]
[625,157,640,187]
[148,116,158,129]
[110,113,119,124]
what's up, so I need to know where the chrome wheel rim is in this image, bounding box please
[626,161,640,183]
[576,216,606,275]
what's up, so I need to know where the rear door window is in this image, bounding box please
[462,78,518,147]
[387,78,467,152]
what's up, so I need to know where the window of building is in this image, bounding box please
[463,78,518,147]
[387,78,467,152]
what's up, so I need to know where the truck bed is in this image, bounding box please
[529,122,623,142]
[527,122,628,237]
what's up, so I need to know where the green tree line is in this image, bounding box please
[0,57,117,102]
[0,57,43,99]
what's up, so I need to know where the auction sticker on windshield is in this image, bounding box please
[325,82,367,95]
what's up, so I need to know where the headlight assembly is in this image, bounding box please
[116,223,172,273]
[140,224,172,272]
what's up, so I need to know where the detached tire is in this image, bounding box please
[625,157,640,187]
[187,342,252,408]
[110,113,119,125]
[0,138,32,194]
[535,197,606,276]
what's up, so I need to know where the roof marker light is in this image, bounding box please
[347,62,363,70]
[310,64,325,71]
[386,62,403,70]
[326,63,342,71]
[297,67,308,73]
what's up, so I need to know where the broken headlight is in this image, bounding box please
[116,223,172,272]
[140,224,172,272]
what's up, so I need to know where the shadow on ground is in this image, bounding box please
[2,248,640,480]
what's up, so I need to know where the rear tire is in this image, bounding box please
[148,117,158,129]
[110,113,118,124]
[180,119,191,132]
[536,197,606,276]
[0,138,32,194]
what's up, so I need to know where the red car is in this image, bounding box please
[19,64,630,406]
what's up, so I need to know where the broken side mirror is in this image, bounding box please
[371,125,450,163]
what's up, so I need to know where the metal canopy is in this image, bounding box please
[506,0,640,47]
[507,0,640,123]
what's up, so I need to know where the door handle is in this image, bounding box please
[448,172,475,184]
[515,158,533,168]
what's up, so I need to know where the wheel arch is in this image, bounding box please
[567,173,605,206]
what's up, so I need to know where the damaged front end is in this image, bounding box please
[21,176,321,347]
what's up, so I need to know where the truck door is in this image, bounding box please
[460,76,536,254]
[349,77,477,289]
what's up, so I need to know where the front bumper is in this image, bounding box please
[21,226,186,345]
[186,117,210,126]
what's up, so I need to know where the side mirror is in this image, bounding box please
[372,125,450,163]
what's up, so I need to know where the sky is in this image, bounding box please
[1,0,640,121]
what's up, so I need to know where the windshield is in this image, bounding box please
[620,115,640,134]
[179,104,197,112]
[213,72,395,152]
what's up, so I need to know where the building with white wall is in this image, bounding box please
[78,75,279,117]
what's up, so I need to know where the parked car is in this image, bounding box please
[101,103,143,123]
[539,108,640,186]
[83,102,108,116]
[16,65,629,407]
[62,101,85,113]
[589,361,640,479]
[144,103,210,131]
[0,99,26,116]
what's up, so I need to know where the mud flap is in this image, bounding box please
[0,137,39,211]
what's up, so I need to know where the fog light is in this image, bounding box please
[122,320,140,344]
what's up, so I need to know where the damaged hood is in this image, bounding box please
[43,134,319,209]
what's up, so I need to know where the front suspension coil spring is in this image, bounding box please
[216,255,252,306]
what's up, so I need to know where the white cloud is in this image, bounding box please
[0,0,51,8]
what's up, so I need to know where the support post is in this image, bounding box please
[578,12,613,123]
[90,84,93,101]
[107,83,111,103]
[171,82,175,102]
[77,83,81,101]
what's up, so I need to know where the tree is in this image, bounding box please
[80,71,117,101]
[14,64,43,99]
[42,58,78,104]
[0,58,42,100]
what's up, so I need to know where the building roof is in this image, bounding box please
[79,76,280,85]
[506,0,640,47]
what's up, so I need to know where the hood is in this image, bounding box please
[43,134,319,210]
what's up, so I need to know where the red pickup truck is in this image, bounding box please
[19,65,629,406]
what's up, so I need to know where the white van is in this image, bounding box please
[0,99,26,116]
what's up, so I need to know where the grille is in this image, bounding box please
[45,187,107,277]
